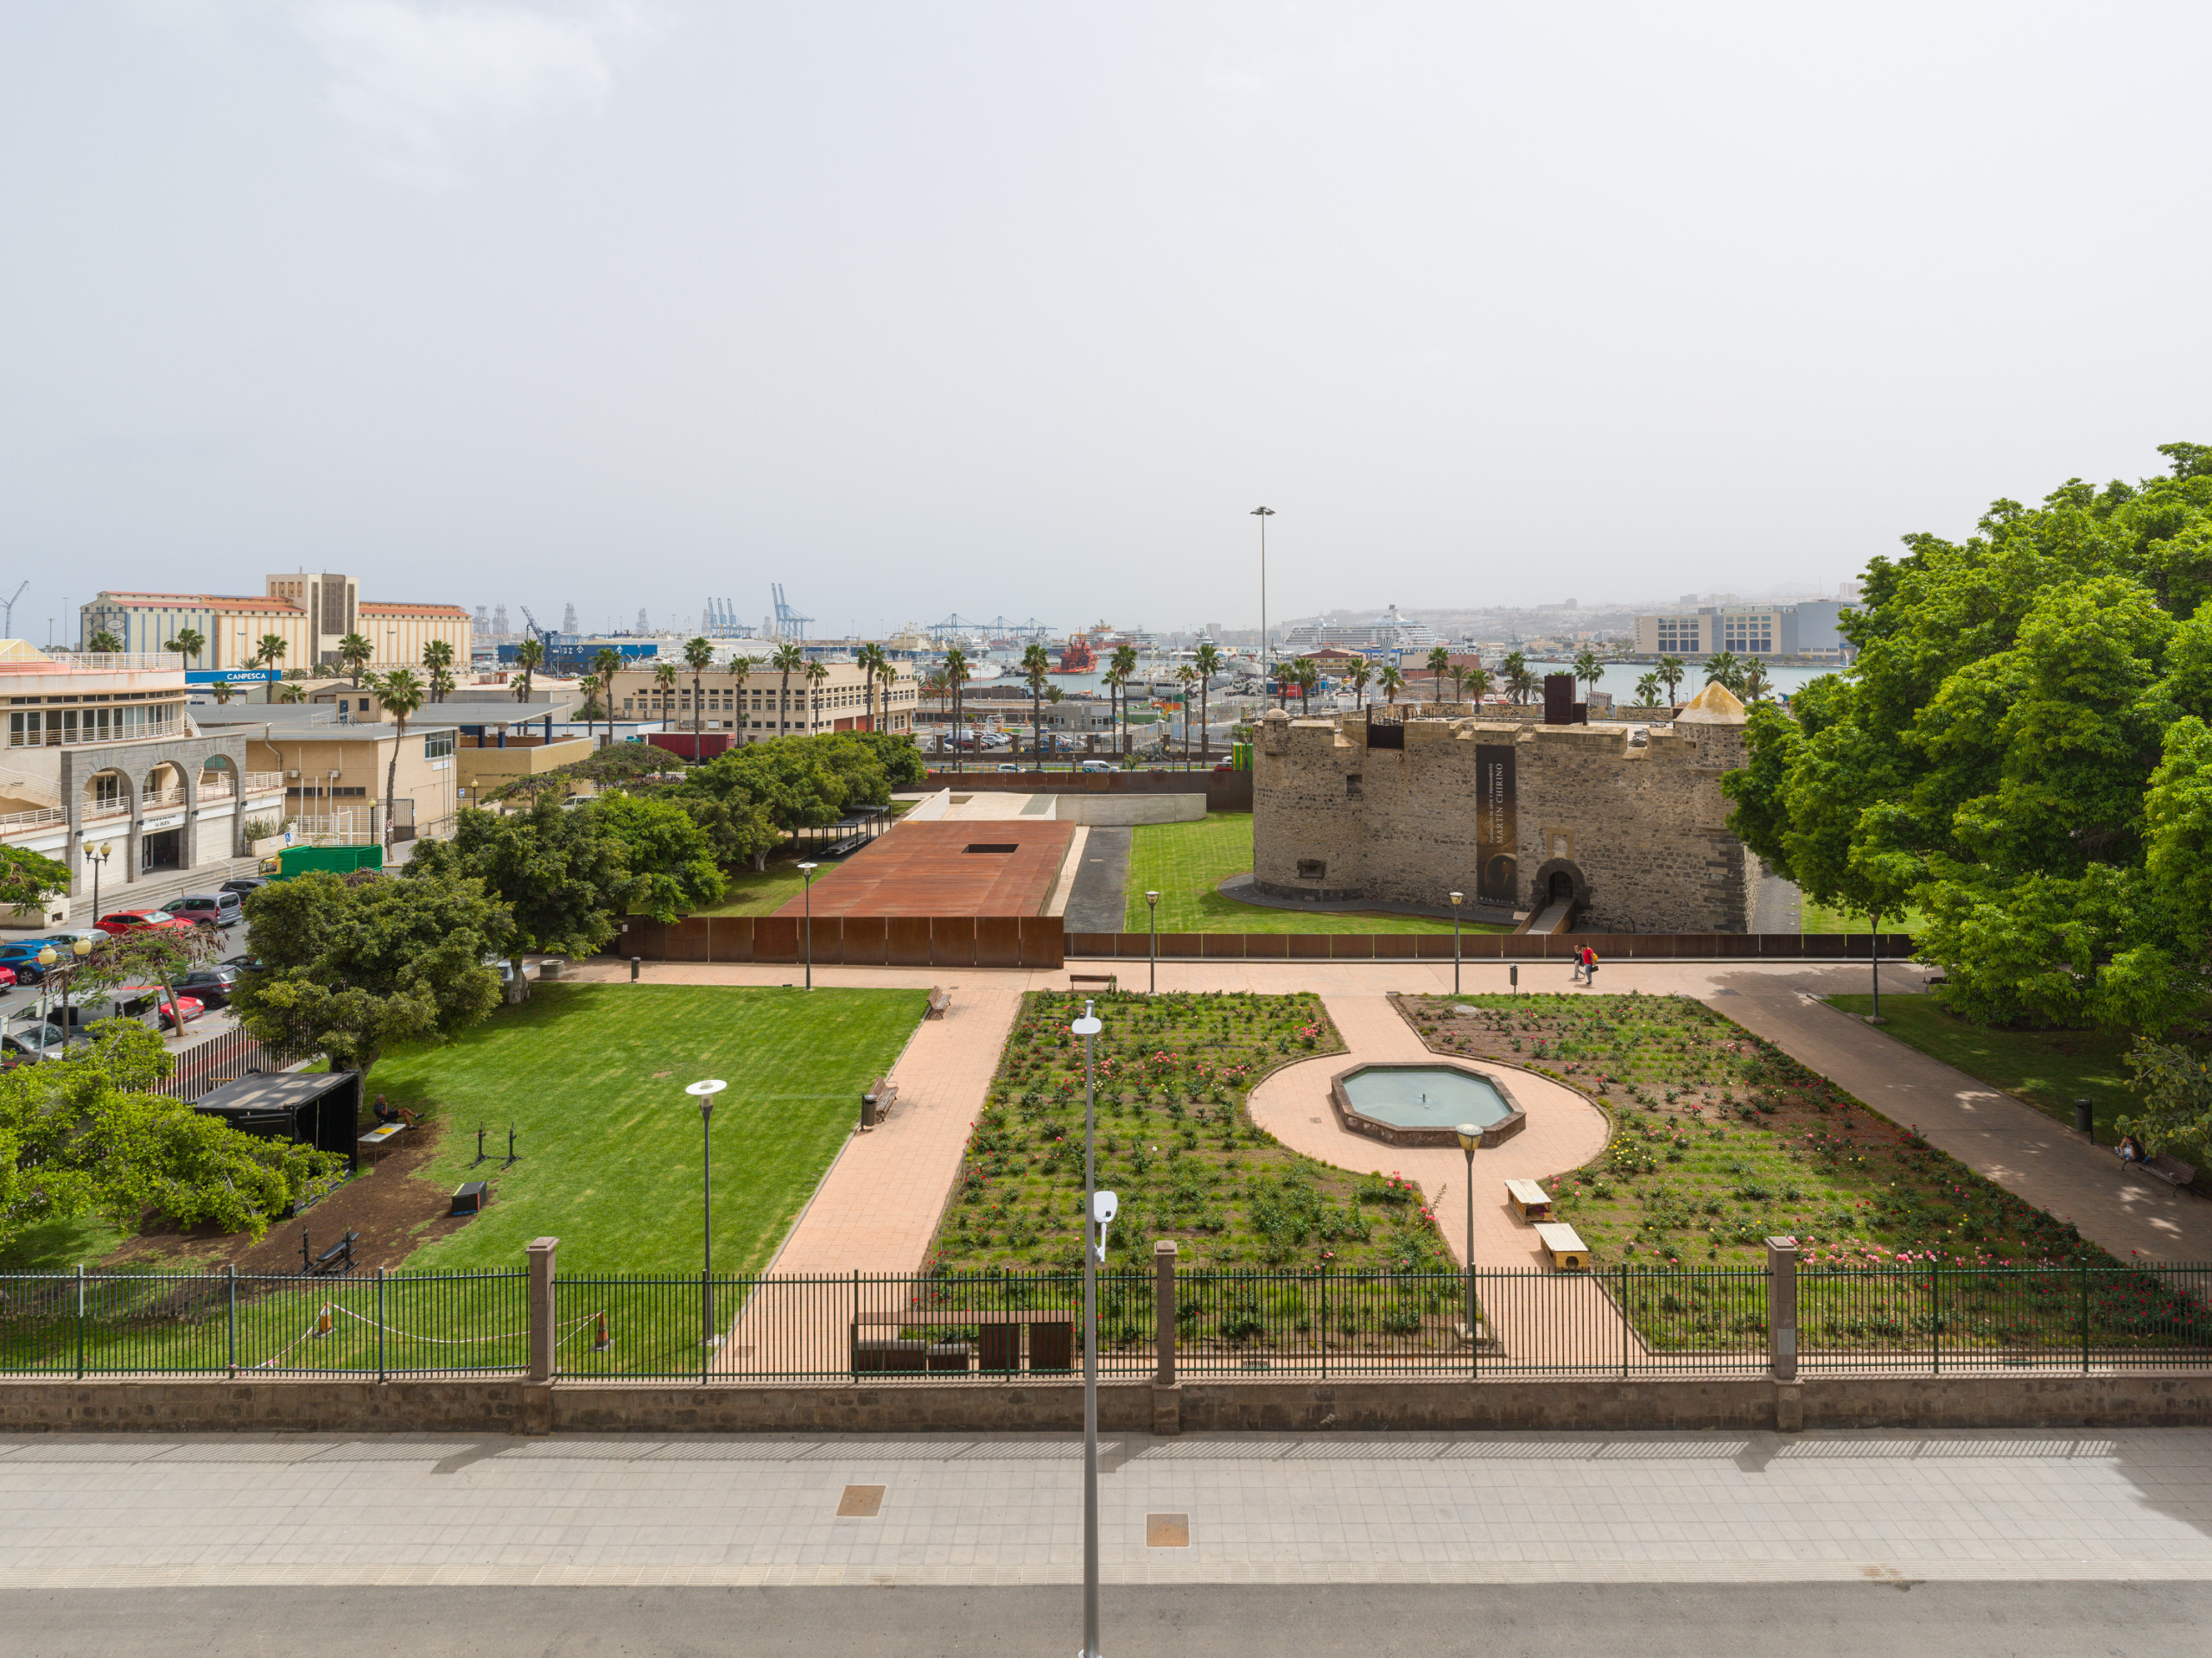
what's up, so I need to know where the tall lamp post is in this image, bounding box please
[1250,506,1275,678]
[797,861,819,990]
[1449,890,1464,996]
[86,840,111,920]
[60,937,92,1049]
[1070,1000,1114,1658]
[686,1079,728,1351]
[34,946,58,1057]
[1146,889,1159,994]
[1455,1122,1480,1369]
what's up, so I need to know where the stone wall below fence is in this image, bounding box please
[9,1372,2212,1436]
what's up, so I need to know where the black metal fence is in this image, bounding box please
[7,1261,2211,1382]
[155,1029,318,1103]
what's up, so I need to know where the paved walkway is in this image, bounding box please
[3,1428,2209,1585]
[566,957,2210,1268]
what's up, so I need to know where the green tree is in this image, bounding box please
[163,628,206,666]
[0,845,70,919]
[232,868,508,1076]
[803,658,830,735]
[422,638,456,702]
[771,643,808,740]
[1656,654,1687,703]
[1294,656,1320,714]
[593,793,724,922]
[87,631,124,653]
[1426,645,1452,704]
[406,794,628,993]
[1635,671,1662,707]
[371,668,428,849]
[1573,646,1605,699]
[1376,664,1404,706]
[339,631,373,686]
[256,632,288,674]
[652,659,678,726]
[1501,649,1538,705]
[941,646,971,772]
[683,636,716,740]
[1701,650,1743,693]
[590,647,624,746]
[512,636,543,702]
[1110,644,1139,757]
[1021,643,1052,770]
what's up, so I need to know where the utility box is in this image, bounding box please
[274,844,385,880]
[450,1180,489,1217]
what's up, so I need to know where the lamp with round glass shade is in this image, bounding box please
[684,1079,728,1350]
[1449,890,1465,994]
[1456,1121,1481,1366]
[1145,889,1160,994]
[1069,1000,1106,1658]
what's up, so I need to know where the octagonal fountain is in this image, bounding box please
[1328,1062,1527,1149]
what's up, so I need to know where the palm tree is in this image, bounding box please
[1020,643,1052,771]
[276,681,308,704]
[373,668,426,849]
[770,644,807,738]
[941,647,970,771]
[1109,645,1139,759]
[1702,651,1744,694]
[803,659,830,735]
[164,628,206,667]
[1426,645,1452,706]
[1271,661,1297,711]
[339,632,373,686]
[589,648,624,746]
[855,643,889,736]
[1377,664,1404,707]
[1502,649,1538,706]
[1635,671,1662,708]
[683,636,715,740]
[422,638,456,703]
[1656,653,1687,704]
[653,660,679,728]
[512,637,543,702]
[1294,656,1320,714]
[256,633,289,675]
[210,681,238,706]
[727,652,761,746]
[872,649,899,738]
[1176,664,1198,765]
[1345,657,1372,711]
[1739,659,1773,703]
[922,667,950,757]
[1192,642,1224,763]
[1463,665,1493,707]
[1573,646,1605,703]
[87,631,124,654]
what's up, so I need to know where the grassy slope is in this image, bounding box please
[682,859,814,918]
[372,983,925,1275]
[1124,816,1507,936]
[1826,993,2138,1140]
[1801,899,1929,935]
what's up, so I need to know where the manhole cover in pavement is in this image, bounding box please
[836,1484,886,1517]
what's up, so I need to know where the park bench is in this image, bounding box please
[1069,973,1117,993]
[1504,1179,1552,1223]
[1532,1223,1589,1271]
[2144,1155,2199,1193]
[925,988,950,1020]
[300,1226,358,1278]
[861,1077,899,1130]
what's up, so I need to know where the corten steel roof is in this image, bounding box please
[773,819,1075,918]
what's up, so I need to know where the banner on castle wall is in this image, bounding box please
[1475,743,1517,903]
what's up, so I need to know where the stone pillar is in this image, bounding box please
[526,1236,558,1387]
[1766,1236,1798,1381]
[1153,1239,1180,1435]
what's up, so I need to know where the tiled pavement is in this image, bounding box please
[3,1429,2210,1585]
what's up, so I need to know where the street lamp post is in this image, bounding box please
[1146,889,1159,994]
[1250,506,1274,677]
[1456,1122,1480,1369]
[685,1079,728,1351]
[797,861,819,990]
[61,937,91,1048]
[1449,890,1464,996]
[35,946,57,1057]
[1070,1000,1110,1658]
[86,841,111,919]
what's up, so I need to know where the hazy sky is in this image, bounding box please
[4,3,2208,641]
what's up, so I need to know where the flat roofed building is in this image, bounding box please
[81,578,471,676]
[607,658,918,744]
[195,703,461,846]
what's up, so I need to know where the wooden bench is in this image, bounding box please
[860,1077,900,1130]
[925,988,950,1020]
[300,1227,359,1278]
[2144,1154,2198,1192]
[1532,1223,1589,1270]
[1069,973,1117,992]
[1504,1179,1552,1223]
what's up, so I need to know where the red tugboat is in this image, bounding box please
[1054,636,1097,673]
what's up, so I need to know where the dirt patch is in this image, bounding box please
[105,1116,484,1275]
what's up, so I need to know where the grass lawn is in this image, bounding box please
[933,990,1458,1274]
[372,983,926,1275]
[1802,898,1928,935]
[1124,816,1505,935]
[1826,993,2139,1141]
[680,858,813,918]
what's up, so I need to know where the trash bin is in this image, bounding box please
[2075,1098,2094,1138]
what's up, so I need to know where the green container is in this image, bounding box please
[1230,741,1253,772]
[273,844,385,880]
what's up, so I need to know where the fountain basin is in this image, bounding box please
[1328,1063,1527,1149]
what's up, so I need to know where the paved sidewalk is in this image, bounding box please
[3,1428,2209,1586]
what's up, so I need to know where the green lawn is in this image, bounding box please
[1826,993,2138,1141]
[371,983,926,1275]
[681,858,814,918]
[1802,899,1928,935]
[1124,816,1504,935]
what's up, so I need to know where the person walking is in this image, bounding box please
[1575,944,1599,988]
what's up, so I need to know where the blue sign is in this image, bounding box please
[186,670,280,684]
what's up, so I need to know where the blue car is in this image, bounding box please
[0,937,74,985]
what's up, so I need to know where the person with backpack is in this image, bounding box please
[1575,943,1599,987]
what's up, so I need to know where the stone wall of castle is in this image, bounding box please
[1251,701,1753,932]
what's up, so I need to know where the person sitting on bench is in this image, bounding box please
[2118,1133,2145,1166]
[373,1095,420,1128]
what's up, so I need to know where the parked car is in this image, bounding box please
[155,994,207,1030]
[0,937,74,983]
[175,965,242,1007]
[0,1022,66,1061]
[166,893,245,931]
[0,963,17,988]
[995,763,1022,773]
[93,910,195,938]
[219,877,268,899]
[1078,759,1114,774]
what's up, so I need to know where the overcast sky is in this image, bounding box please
[3,2,2207,641]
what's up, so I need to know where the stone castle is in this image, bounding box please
[1251,683,1753,932]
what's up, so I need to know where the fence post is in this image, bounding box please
[376,1267,387,1383]
[525,1236,557,1393]
[226,1263,238,1378]
[1929,1259,1942,1376]
[1767,1239,1802,1432]
[1152,1245,1182,1432]
[75,1263,85,1382]
[2082,1258,2092,1375]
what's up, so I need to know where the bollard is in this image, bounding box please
[631,956,641,982]
[1510,963,1519,994]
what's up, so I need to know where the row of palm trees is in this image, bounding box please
[921,640,1241,771]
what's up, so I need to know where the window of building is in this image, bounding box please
[424,731,454,760]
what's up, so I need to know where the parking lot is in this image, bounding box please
[0,913,252,1059]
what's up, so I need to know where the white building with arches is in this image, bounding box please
[0,642,284,922]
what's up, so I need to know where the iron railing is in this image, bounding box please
[4,1262,2208,1382]
[154,1029,317,1103]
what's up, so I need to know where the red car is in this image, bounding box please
[0,964,17,988]
[94,910,196,938]
[154,993,206,1029]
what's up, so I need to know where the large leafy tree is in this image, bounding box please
[228,868,508,1079]
[1725,441,2212,1032]
[406,793,630,989]
[594,794,724,922]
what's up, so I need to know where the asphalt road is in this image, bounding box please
[11,1582,2207,1657]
